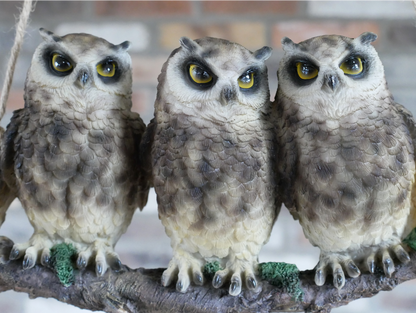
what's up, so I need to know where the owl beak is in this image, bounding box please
[324,74,339,91]
[220,86,236,106]
[75,70,90,89]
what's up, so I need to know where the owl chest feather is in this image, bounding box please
[11,106,137,218]
[279,99,415,249]
[152,110,276,249]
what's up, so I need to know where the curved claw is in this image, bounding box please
[393,245,410,264]
[76,254,88,269]
[213,269,229,289]
[9,248,21,260]
[382,250,395,277]
[345,261,360,278]
[246,275,257,290]
[41,248,51,267]
[333,266,345,290]
[229,275,242,296]
[193,271,204,286]
[314,266,327,286]
[22,254,35,270]
[367,254,376,274]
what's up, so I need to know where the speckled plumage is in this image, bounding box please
[274,32,415,289]
[142,37,277,295]
[0,29,149,275]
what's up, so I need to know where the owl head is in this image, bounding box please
[157,37,272,120]
[276,32,388,116]
[26,28,133,110]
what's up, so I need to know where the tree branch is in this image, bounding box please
[0,236,415,313]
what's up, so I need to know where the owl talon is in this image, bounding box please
[367,256,376,274]
[229,275,242,296]
[393,245,410,264]
[96,263,104,277]
[23,255,35,270]
[345,261,360,278]
[382,250,395,277]
[9,248,21,260]
[213,272,224,288]
[314,268,327,286]
[77,255,87,269]
[333,267,345,290]
[176,269,190,293]
[193,272,204,286]
[41,249,51,267]
[246,276,257,290]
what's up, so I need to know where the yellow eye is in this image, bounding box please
[189,64,212,85]
[51,53,73,73]
[97,60,116,77]
[296,62,318,80]
[340,57,363,75]
[238,72,254,89]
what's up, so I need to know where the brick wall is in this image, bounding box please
[0,1,415,313]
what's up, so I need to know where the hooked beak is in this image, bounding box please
[220,86,236,106]
[75,70,90,89]
[324,74,339,91]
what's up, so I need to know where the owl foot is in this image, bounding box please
[161,251,205,293]
[314,254,361,290]
[75,241,122,277]
[212,260,258,296]
[9,233,54,270]
[364,244,410,276]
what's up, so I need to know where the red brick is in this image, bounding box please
[160,23,266,51]
[273,21,381,47]
[95,1,192,17]
[202,1,298,15]
[132,56,167,85]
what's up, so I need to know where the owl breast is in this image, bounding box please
[153,108,276,259]
[9,99,139,242]
[280,97,415,253]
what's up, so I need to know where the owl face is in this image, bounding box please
[277,32,386,116]
[159,37,272,118]
[27,28,132,109]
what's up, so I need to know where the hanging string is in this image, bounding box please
[0,0,35,121]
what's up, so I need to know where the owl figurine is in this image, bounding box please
[274,32,415,289]
[142,37,277,296]
[0,28,150,276]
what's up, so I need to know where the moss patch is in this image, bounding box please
[50,243,77,287]
[403,227,416,251]
[203,261,223,280]
[259,262,303,301]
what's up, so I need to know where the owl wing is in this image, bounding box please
[0,110,24,226]
[393,102,416,151]
[139,117,156,189]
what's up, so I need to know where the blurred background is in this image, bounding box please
[0,1,415,312]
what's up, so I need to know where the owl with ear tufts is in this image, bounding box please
[141,37,277,296]
[274,32,416,289]
[0,28,150,275]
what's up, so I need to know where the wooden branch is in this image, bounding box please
[0,236,415,313]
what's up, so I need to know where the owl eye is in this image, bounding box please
[189,64,213,86]
[238,72,254,89]
[340,57,363,75]
[51,53,73,73]
[296,62,318,80]
[97,60,117,77]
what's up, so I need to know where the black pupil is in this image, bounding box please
[240,73,251,83]
[102,62,113,74]
[54,55,71,70]
[346,58,360,71]
[301,64,314,76]
[193,66,210,81]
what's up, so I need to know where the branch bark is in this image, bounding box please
[0,240,415,313]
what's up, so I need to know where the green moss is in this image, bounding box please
[50,243,77,287]
[259,262,303,301]
[403,227,416,250]
[203,261,223,279]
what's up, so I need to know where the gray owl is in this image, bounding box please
[141,37,277,296]
[274,32,416,289]
[0,29,150,276]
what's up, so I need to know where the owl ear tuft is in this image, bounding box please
[39,28,61,43]
[179,37,200,53]
[253,46,272,62]
[114,41,131,51]
[357,32,377,45]
[281,37,298,52]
